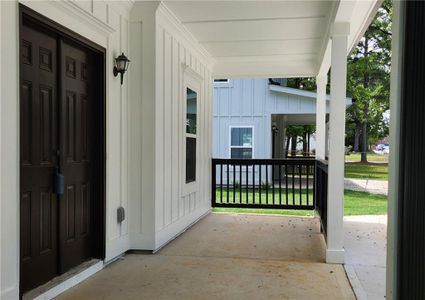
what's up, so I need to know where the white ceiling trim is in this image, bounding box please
[161,0,381,78]
[181,15,326,24]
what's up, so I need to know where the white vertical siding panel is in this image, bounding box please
[204,68,209,205]
[107,9,121,241]
[289,95,299,111]
[202,66,208,206]
[218,88,228,116]
[213,86,220,116]
[208,71,213,203]
[275,93,285,111]
[163,31,172,226]
[253,80,263,115]
[120,16,129,236]
[241,79,253,116]
[213,118,220,157]
[230,80,240,116]
[185,50,190,68]
[171,38,179,222]
[155,26,164,229]
[179,46,186,219]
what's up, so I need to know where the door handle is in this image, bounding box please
[53,166,64,195]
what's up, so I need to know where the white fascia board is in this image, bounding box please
[269,84,352,105]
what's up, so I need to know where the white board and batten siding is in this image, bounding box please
[154,6,214,249]
[129,3,214,251]
[213,78,328,159]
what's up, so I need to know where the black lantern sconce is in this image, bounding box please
[113,52,130,85]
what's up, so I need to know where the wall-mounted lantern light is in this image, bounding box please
[113,52,130,85]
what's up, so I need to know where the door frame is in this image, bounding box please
[19,3,106,290]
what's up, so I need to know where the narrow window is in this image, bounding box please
[186,88,197,183]
[230,127,253,159]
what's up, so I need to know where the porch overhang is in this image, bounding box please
[162,0,381,78]
[269,84,353,105]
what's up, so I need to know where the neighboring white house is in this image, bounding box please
[213,78,351,159]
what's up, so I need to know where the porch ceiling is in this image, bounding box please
[162,0,381,78]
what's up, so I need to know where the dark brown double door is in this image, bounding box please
[20,11,104,293]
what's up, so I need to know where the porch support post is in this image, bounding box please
[326,23,349,264]
[315,75,327,160]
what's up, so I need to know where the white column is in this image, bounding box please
[315,75,327,160]
[326,23,350,264]
[386,1,404,298]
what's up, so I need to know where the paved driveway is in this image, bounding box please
[345,179,388,195]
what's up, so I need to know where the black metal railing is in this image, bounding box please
[212,158,316,210]
[315,160,328,235]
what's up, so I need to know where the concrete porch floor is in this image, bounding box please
[57,213,355,300]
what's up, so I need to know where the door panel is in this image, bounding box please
[59,41,97,273]
[20,23,59,293]
[20,11,104,293]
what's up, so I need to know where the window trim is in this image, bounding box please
[181,65,202,196]
[228,125,254,159]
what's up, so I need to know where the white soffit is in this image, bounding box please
[162,0,380,78]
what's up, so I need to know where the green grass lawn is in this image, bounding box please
[213,189,387,216]
[345,152,388,163]
[215,188,314,206]
[344,190,387,215]
[345,163,388,180]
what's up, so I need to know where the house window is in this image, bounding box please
[230,127,253,159]
[213,78,232,87]
[186,88,197,183]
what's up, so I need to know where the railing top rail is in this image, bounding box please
[316,159,328,172]
[212,158,316,165]
[316,159,328,165]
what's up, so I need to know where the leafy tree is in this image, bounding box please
[285,125,316,156]
[285,125,305,156]
[346,0,392,162]
[287,0,392,162]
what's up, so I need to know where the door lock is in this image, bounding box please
[53,166,64,195]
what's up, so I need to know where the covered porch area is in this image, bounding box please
[0,0,384,299]
[56,213,355,300]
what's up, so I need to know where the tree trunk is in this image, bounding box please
[361,122,368,162]
[291,136,297,156]
[360,35,370,163]
[354,124,361,152]
[285,135,290,157]
[307,132,311,155]
[302,131,307,156]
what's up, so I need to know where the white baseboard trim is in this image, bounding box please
[326,248,345,264]
[0,286,19,300]
[27,260,103,300]
[154,205,211,251]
